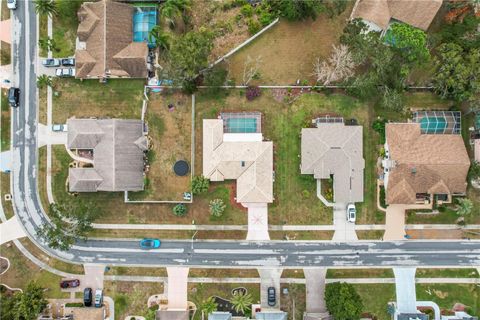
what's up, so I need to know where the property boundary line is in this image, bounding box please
[124,92,195,204]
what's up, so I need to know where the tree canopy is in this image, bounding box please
[37,201,100,251]
[266,0,324,21]
[167,28,213,92]
[387,22,430,64]
[34,0,58,17]
[433,42,480,101]
[325,282,363,320]
[0,282,48,320]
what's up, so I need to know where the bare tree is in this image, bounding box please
[242,55,262,85]
[313,44,356,85]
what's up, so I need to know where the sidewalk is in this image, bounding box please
[0,216,26,245]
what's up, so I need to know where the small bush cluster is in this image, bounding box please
[209,199,226,217]
[172,203,187,217]
[191,176,210,195]
[246,86,261,101]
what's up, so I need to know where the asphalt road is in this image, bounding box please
[7,1,480,269]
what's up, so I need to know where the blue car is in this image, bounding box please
[140,238,161,249]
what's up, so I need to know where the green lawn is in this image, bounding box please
[416,284,479,316]
[327,268,394,278]
[0,243,70,299]
[195,89,383,225]
[52,79,145,123]
[353,284,396,319]
[188,283,261,320]
[1,89,10,151]
[416,268,479,278]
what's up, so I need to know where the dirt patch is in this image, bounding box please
[406,229,465,239]
[129,92,192,201]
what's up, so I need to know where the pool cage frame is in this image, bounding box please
[220,112,262,134]
[132,6,158,48]
[412,110,461,135]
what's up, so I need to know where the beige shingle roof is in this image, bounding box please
[301,123,364,204]
[385,123,470,204]
[75,0,148,79]
[67,118,147,192]
[351,0,443,31]
[202,119,273,204]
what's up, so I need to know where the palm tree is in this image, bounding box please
[148,26,171,52]
[37,75,53,89]
[38,37,57,53]
[160,0,191,29]
[34,0,58,17]
[231,292,253,315]
[200,296,217,320]
[456,198,473,216]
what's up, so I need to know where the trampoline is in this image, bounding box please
[173,160,189,176]
[133,7,157,47]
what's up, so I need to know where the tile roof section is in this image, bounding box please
[75,0,148,79]
[202,119,273,204]
[351,0,442,31]
[385,123,470,204]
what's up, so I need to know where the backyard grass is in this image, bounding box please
[1,88,10,151]
[188,283,261,320]
[129,92,192,201]
[195,89,382,225]
[0,243,70,299]
[52,78,145,123]
[104,281,163,320]
[225,5,353,85]
[51,14,77,58]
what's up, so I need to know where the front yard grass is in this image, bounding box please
[280,284,306,320]
[1,173,14,219]
[104,281,163,320]
[353,283,395,319]
[189,283,260,320]
[1,88,10,151]
[129,91,192,201]
[52,79,145,123]
[0,243,70,299]
[416,284,479,316]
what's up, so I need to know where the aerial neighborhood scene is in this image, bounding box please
[1,0,480,319]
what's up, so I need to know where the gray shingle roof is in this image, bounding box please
[67,118,147,192]
[301,123,364,204]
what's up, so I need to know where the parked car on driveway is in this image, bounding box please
[267,287,276,307]
[83,288,92,307]
[346,203,356,223]
[60,279,80,289]
[42,58,60,67]
[7,0,17,10]
[55,68,75,77]
[61,58,75,66]
[94,289,103,307]
[140,238,161,249]
[52,124,67,132]
[8,87,20,108]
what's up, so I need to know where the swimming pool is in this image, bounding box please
[225,118,258,133]
[132,7,157,47]
[420,116,447,134]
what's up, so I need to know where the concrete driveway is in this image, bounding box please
[393,267,417,314]
[332,203,357,241]
[0,216,26,244]
[384,205,407,240]
[304,268,328,314]
[38,123,67,147]
[258,268,282,309]
[246,204,270,241]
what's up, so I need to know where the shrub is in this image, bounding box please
[259,11,275,26]
[191,176,210,195]
[65,302,84,308]
[247,18,261,35]
[173,204,187,217]
[246,86,261,100]
[209,199,226,217]
[325,282,363,320]
[240,4,254,17]
[372,118,387,144]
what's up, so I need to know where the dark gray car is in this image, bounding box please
[267,287,276,306]
[8,87,20,107]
